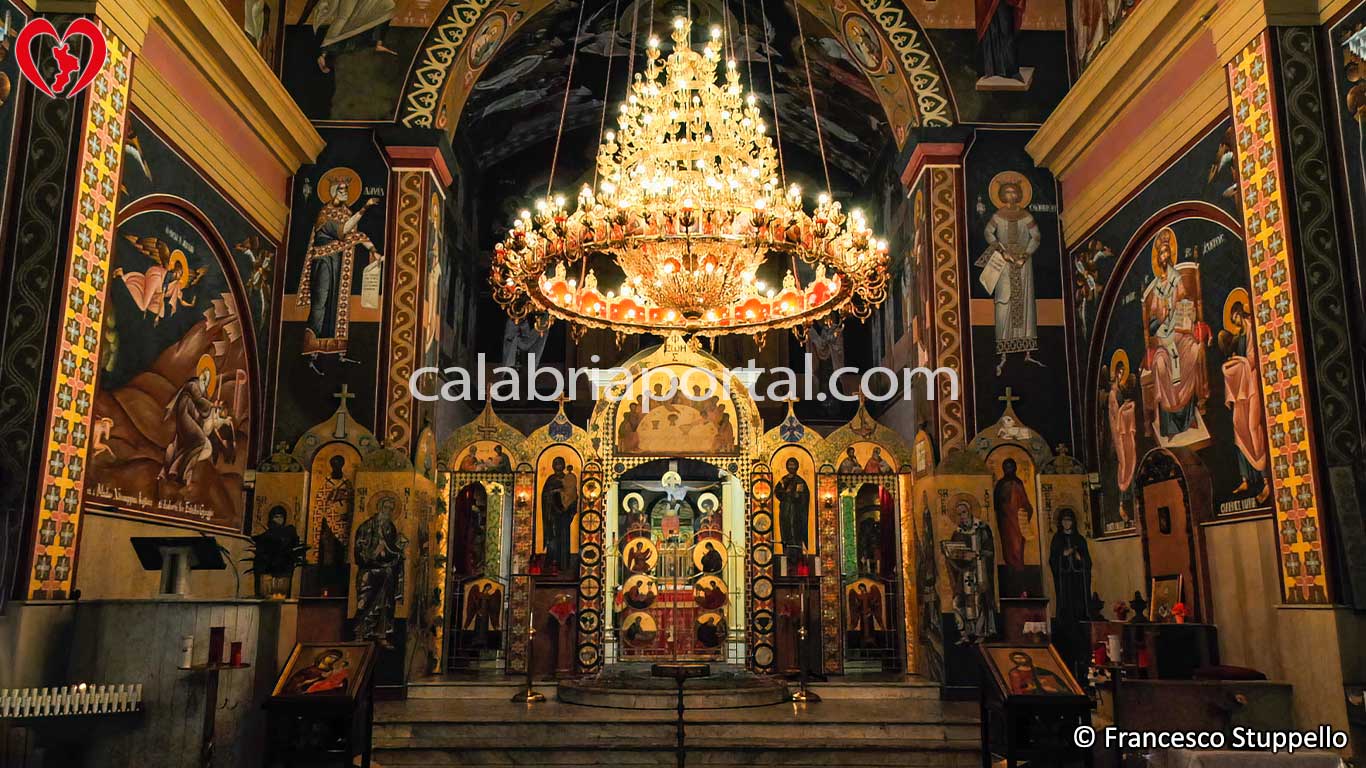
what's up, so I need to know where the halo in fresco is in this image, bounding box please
[989,171,1034,210]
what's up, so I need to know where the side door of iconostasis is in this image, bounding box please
[768,445,821,675]
[834,443,905,673]
[443,441,516,672]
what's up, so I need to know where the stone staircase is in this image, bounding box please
[374,678,981,767]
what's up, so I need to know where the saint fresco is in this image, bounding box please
[86,211,251,532]
[1094,217,1270,531]
[976,171,1043,375]
[352,491,408,647]
[614,366,740,455]
[297,167,384,372]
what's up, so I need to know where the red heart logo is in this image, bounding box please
[14,18,108,99]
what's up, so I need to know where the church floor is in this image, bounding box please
[373,679,980,767]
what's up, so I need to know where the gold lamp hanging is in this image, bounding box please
[491,15,890,343]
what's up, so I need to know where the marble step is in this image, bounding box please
[375,720,980,749]
[374,695,980,767]
[372,746,981,767]
[807,681,941,700]
[406,678,938,701]
[408,681,559,699]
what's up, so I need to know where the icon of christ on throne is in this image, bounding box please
[1140,228,1212,448]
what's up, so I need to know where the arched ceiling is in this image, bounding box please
[453,0,899,183]
[400,0,954,137]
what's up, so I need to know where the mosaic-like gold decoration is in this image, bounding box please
[1227,34,1330,604]
[29,27,132,599]
[383,171,425,451]
[930,167,967,451]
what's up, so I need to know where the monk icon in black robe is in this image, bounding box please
[1049,508,1092,675]
[775,457,811,555]
[353,495,407,647]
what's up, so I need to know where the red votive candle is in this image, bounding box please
[230,642,243,667]
[208,627,225,665]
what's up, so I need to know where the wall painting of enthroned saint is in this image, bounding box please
[297,166,384,373]
[1140,226,1212,449]
[1094,216,1270,527]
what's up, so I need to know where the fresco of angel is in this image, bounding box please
[114,235,206,325]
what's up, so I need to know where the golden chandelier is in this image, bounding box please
[492,16,890,342]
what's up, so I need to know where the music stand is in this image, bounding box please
[130,536,226,597]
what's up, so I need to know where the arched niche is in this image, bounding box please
[1134,447,1213,623]
[1087,210,1270,537]
[589,341,762,471]
[88,201,260,533]
[969,401,1055,599]
[286,392,382,598]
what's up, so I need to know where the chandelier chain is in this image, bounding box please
[760,0,786,187]
[548,0,590,197]
[791,0,831,195]
[594,0,624,191]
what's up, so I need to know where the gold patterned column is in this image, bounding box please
[1227,34,1331,605]
[816,472,842,675]
[574,461,606,673]
[382,170,425,453]
[379,146,451,455]
[28,26,132,600]
[747,460,777,673]
[508,469,535,673]
[898,470,917,674]
[929,166,969,451]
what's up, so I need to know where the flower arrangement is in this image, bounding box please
[1112,601,1131,621]
[1171,602,1187,624]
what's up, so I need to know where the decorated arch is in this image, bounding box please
[398,0,955,138]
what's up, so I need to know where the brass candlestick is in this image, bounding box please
[790,575,821,703]
[512,577,545,703]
